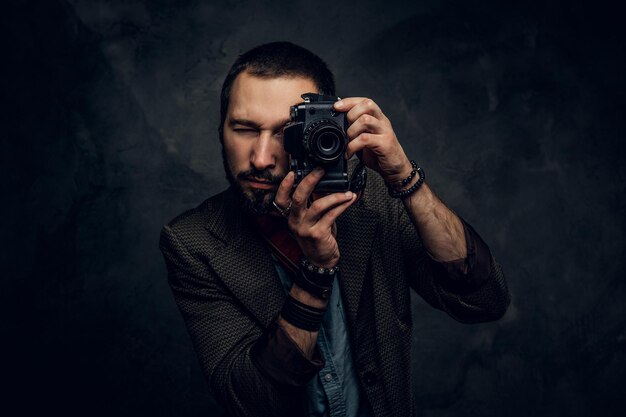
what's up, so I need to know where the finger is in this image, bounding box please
[333,97,369,112]
[345,132,383,160]
[334,97,369,112]
[315,192,358,230]
[290,168,325,215]
[274,171,295,208]
[346,113,386,140]
[336,98,385,124]
[307,191,355,220]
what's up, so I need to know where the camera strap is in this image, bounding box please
[254,215,301,277]
[349,159,367,194]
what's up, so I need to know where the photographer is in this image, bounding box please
[160,42,510,417]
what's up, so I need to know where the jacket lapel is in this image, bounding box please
[336,200,380,329]
[204,189,286,328]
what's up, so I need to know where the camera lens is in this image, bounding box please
[304,119,346,163]
[319,132,337,152]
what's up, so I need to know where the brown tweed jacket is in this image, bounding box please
[159,171,509,417]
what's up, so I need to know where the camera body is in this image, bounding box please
[283,93,349,193]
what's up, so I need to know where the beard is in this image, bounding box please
[222,145,286,215]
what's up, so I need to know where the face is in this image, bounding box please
[222,71,318,215]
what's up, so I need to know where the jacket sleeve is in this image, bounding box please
[398,203,511,323]
[159,224,321,417]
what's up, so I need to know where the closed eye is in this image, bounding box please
[233,128,258,134]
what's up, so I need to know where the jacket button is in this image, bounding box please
[363,371,378,386]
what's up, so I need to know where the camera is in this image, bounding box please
[283,93,349,193]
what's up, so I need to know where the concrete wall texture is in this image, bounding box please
[3,0,625,415]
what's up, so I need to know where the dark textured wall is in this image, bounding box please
[3,0,625,415]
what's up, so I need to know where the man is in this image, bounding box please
[160,42,510,417]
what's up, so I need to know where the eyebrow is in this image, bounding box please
[229,118,291,131]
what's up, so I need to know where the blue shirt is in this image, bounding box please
[272,256,373,417]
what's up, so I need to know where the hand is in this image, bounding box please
[274,168,357,268]
[335,97,413,185]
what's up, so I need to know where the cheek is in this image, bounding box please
[275,143,290,167]
[223,136,250,169]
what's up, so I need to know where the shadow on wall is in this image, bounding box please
[4,0,219,415]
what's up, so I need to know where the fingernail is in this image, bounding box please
[335,100,344,108]
[314,167,324,174]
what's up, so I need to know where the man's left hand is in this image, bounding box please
[335,97,412,186]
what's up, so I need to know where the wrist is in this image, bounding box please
[386,160,426,199]
[301,257,340,275]
[303,256,339,269]
[383,158,413,186]
[290,285,329,309]
[280,294,327,332]
[290,257,337,301]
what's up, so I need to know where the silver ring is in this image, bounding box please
[272,200,292,217]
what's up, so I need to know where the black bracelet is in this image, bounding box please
[281,295,326,331]
[401,160,418,186]
[292,269,334,300]
[386,161,425,199]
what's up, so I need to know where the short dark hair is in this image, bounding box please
[219,41,336,138]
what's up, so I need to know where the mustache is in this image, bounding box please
[237,168,285,184]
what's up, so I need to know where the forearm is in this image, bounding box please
[400,181,467,263]
[394,185,511,322]
[277,284,328,359]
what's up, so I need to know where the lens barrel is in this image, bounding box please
[304,119,346,163]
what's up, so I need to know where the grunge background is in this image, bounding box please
[3,0,625,415]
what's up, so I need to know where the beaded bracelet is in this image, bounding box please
[386,160,426,199]
[300,257,340,276]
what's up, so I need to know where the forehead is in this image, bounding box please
[228,71,319,125]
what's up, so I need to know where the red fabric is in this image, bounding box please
[253,190,364,276]
[254,215,301,276]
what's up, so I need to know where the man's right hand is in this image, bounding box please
[274,168,357,269]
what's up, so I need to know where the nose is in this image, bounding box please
[251,132,277,171]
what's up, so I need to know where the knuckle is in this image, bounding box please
[309,228,322,240]
[292,194,305,206]
[365,99,375,108]
[309,200,322,213]
[304,173,319,183]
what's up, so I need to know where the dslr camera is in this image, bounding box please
[283,93,350,193]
